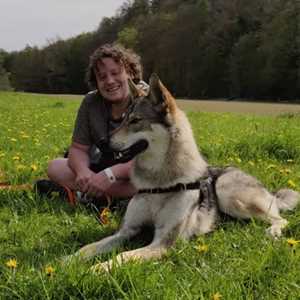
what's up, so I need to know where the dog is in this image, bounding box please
[66,74,299,272]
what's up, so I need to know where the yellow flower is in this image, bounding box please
[13,156,20,161]
[212,292,222,300]
[6,258,17,269]
[30,164,38,172]
[287,180,297,189]
[280,168,291,175]
[45,265,55,276]
[196,244,209,253]
[287,238,300,247]
[100,207,111,225]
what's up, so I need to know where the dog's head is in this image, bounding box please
[110,73,179,152]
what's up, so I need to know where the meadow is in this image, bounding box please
[0,91,300,299]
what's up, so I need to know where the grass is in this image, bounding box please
[0,91,300,299]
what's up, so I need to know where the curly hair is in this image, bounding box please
[86,43,143,90]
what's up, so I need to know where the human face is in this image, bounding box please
[95,57,130,104]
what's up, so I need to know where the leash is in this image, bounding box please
[0,182,32,191]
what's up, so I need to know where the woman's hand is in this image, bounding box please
[75,168,94,193]
[86,171,112,198]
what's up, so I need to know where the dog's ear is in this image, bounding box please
[149,73,177,115]
[128,78,147,98]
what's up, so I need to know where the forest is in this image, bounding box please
[1,0,300,101]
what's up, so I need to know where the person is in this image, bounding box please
[36,43,149,205]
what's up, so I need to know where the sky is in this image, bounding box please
[0,0,126,52]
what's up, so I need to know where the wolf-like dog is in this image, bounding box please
[67,74,299,271]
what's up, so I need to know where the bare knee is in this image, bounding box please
[47,158,74,185]
[47,159,60,180]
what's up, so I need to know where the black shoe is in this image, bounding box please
[34,179,69,199]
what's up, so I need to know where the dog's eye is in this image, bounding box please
[129,117,142,125]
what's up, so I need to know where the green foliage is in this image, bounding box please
[0,50,12,91]
[0,92,300,299]
[4,0,300,100]
[117,27,139,48]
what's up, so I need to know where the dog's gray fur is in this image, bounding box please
[66,74,299,272]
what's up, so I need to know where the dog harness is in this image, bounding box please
[138,166,229,207]
[138,166,227,194]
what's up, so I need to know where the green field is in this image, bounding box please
[0,92,300,299]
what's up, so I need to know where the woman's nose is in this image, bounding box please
[105,74,115,84]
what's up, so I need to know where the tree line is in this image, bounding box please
[1,0,300,101]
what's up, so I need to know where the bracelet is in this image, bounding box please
[103,168,116,183]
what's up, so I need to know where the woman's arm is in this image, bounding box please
[104,161,137,197]
[68,142,94,192]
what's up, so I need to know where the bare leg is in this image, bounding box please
[47,158,77,189]
[47,158,136,198]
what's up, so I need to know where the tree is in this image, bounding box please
[0,50,12,90]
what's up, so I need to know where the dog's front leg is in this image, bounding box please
[92,222,182,272]
[91,243,168,273]
[64,226,139,263]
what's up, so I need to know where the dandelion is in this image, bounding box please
[280,168,291,175]
[287,238,300,247]
[45,265,55,276]
[100,207,111,225]
[6,258,17,269]
[30,164,38,172]
[196,244,209,253]
[287,180,297,189]
[212,292,222,300]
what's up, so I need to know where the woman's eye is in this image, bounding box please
[98,74,106,81]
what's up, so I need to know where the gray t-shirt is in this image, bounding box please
[72,90,110,149]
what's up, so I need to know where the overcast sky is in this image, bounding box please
[0,0,126,52]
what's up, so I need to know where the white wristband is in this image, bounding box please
[103,168,116,183]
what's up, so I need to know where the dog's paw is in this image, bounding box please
[266,226,282,238]
[90,261,111,274]
[266,219,288,238]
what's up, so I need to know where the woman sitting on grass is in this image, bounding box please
[36,43,148,206]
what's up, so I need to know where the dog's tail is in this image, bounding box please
[274,189,300,211]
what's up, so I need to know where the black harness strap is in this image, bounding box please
[137,166,229,195]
